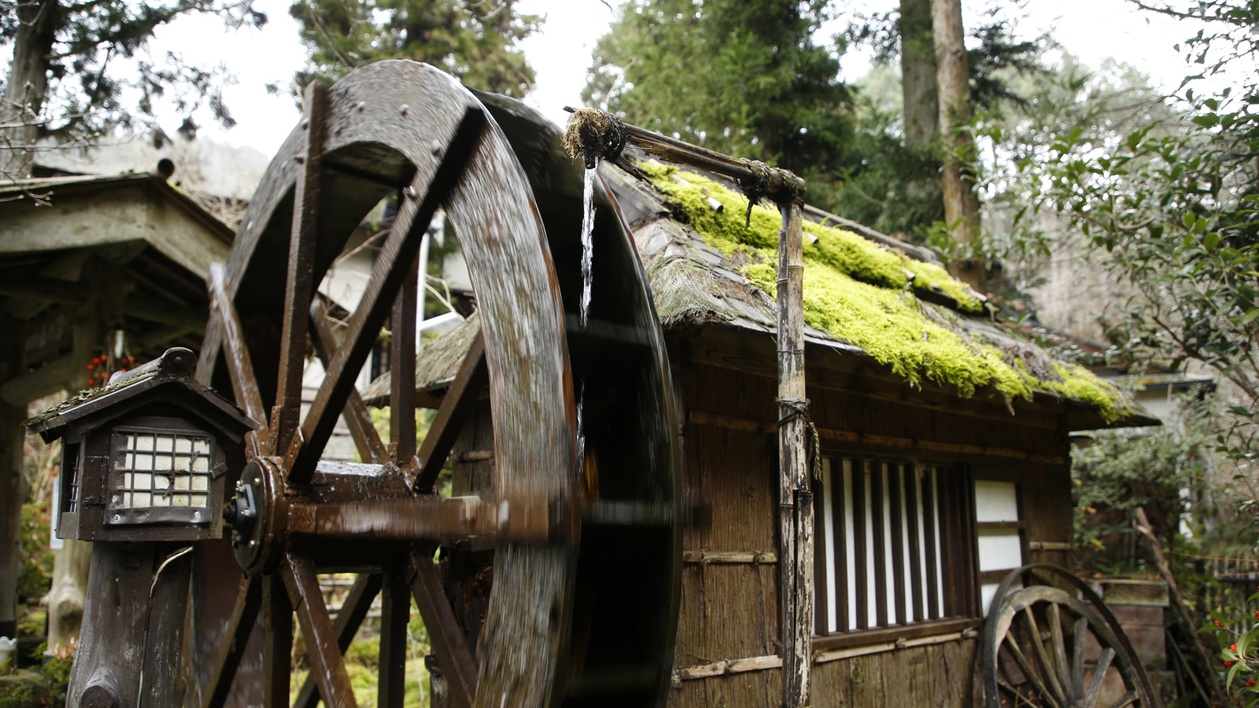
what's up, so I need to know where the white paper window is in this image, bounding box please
[111,431,213,509]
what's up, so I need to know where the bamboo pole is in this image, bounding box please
[777,199,811,707]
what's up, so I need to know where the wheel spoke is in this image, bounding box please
[208,263,272,457]
[1002,633,1061,708]
[391,249,419,465]
[282,554,358,708]
[409,551,478,708]
[1047,602,1072,700]
[1020,607,1067,706]
[310,299,387,463]
[293,573,383,708]
[1085,646,1116,706]
[263,575,293,708]
[414,332,487,492]
[379,567,410,707]
[1071,615,1088,698]
[200,575,262,708]
[285,105,486,485]
[275,82,330,453]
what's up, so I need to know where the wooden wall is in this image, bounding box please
[665,327,1074,706]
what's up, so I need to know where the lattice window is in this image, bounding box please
[815,456,977,634]
[110,430,213,510]
[62,443,81,514]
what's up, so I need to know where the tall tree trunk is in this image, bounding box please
[45,539,91,652]
[931,0,986,294]
[1,0,58,179]
[900,0,938,150]
[0,315,27,643]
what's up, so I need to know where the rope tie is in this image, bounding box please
[777,398,821,484]
[737,158,774,227]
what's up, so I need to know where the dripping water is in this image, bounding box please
[577,166,597,477]
[580,166,596,326]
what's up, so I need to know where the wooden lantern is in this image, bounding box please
[26,347,256,543]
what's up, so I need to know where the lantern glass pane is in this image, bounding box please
[111,430,214,510]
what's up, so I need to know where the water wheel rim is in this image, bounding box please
[196,61,576,708]
[191,60,682,708]
[979,564,1162,708]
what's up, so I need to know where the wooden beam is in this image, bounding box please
[0,275,87,305]
[2,351,79,404]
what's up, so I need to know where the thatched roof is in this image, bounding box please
[609,160,1148,426]
[369,156,1152,428]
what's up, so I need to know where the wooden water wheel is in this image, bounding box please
[978,564,1161,708]
[189,61,681,707]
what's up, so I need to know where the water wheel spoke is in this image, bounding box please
[1071,615,1088,697]
[378,568,410,707]
[390,249,419,465]
[310,299,387,463]
[275,83,330,453]
[414,332,487,492]
[209,263,272,457]
[996,677,1044,708]
[263,575,294,708]
[200,575,262,708]
[1020,607,1067,706]
[285,107,484,484]
[1047,603,1073,700]
[1084,646,1116,707]
[282,554,359,708]
[293,572,384,708]
[1002,633,1061,708]
[409,551,478,708]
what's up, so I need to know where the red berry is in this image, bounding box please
[1249,679,1257,687]
[1233,643,1240,652]
[1216,620,1225,627]
[1226,661,1236,667]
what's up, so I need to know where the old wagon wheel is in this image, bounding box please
[189,61,680,707]
[979,564,1161,708]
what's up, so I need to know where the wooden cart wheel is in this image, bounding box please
[979,564,1161,708]
[187,61,681,708]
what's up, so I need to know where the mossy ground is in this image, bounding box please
[642,162,1130,421]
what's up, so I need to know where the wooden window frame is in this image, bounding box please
[810,448,987,650]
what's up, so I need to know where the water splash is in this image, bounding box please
[580,167,596,326]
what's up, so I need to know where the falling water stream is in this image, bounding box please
[580,167,597,326]
[577,166,597,472]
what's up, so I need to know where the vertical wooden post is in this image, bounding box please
[777,199,812,706]
[0,313,25,644]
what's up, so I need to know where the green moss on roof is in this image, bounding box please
[643,162,1132,422]
[641,162,984,312]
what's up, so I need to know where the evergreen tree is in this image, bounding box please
[0,0,264,178]
[288,0,539,97]
[582,0,855,202]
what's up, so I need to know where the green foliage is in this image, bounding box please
[583,0,855,187]
[288,0,539,96]
[17,502,52,602]
[1204,590,1259,703]
[0,0,263,141]
[0,654,72,707]
[1071,404,1212,571]
[1005,1,1259,455]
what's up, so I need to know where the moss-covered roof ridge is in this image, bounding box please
[628,161,1139,424]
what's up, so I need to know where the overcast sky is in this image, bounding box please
[145,0,1201,157]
